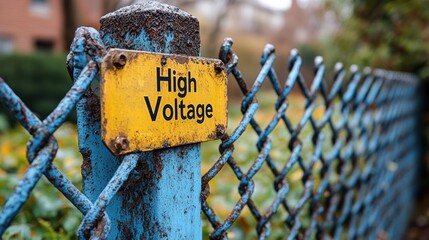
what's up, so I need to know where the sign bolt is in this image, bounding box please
[214,62,223,74]
[161,56,167,66]
[113,53,127,69]
[216,124,225,138]
[114,136,129,152]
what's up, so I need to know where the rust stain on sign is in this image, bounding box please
[101,49,227,155]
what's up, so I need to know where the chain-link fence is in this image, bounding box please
[0,5,421,240]
[201,38,420,239]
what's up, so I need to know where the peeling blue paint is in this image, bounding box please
[78,2,202,239]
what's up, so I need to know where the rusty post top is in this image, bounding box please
[100,1,200,56]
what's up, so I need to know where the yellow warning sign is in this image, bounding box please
[101,49,227,155]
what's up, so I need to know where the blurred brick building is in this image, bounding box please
[0,0,104,53]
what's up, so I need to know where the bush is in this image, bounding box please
[0,53,75,124]
[0,124,82,239]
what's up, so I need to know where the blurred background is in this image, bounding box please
[0,0,428,239]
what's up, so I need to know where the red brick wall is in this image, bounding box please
[0,0,64,52]
[75,0,104,29]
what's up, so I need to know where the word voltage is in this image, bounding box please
[101,49,227,155]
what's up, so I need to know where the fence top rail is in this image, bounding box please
[373,68,419,83]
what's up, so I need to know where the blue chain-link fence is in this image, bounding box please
[0,6,421,240]
[202,39,420,239]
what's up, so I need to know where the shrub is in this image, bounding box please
[0,53,75,124]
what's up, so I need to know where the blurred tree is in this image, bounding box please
[325,2,429,218]
[63,0,76,50]
[156,0,275,56]
[325,0,429,80]
[63,0,133,50]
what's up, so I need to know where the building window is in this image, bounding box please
[34,39,54,52]
[30,0,51,16]
[0,37,14,54]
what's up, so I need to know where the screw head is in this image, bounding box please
[113,53,127,69]
[114,136,129,152]
[161,56,167,66]
[214,62,224,74]
[216,124,226,138]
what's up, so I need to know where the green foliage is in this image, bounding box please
[0,53,74,124]
[0,124,82,239]
[324,0,429,80]
[298,43,319,67]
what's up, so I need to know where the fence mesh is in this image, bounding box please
[201,39,420,239]
[0,28,421,239]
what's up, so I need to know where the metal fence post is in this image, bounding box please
[76,2,201,239]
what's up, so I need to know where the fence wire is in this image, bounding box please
[201,38,420,239]
[0,27,421,239]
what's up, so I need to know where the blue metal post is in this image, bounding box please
[76,2,201,239]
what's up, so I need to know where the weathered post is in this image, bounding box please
[77,2,202,239]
